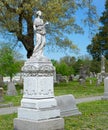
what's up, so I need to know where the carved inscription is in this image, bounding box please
[24,89,53,96]
[23,77,54,98]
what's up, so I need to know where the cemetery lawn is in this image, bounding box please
[1,78,104,106]
[0,100,108,130]
[54,79,104,98]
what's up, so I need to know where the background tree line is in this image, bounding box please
[52,55,108,76]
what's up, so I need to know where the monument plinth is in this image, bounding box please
[14,56,64,130]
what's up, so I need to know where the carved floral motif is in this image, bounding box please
[22,64,55,77]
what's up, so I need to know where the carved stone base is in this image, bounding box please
[19,96,60,120]
[21,98,57,109]
[18,107,60,121]
[14,118,64,130]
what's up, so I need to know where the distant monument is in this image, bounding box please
[14,11,64,130]
[0,87,4,102]
[101,55,105,74]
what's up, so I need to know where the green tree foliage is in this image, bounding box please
[55,61,74,76]
[0,0,97,58]
[0,43,23,81]
[53,54,100,76]
[89,59,100,73]
[87,0,108,60]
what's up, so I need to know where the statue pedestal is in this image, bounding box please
[14,56,64,130]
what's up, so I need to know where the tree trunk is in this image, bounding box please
[17,13,34,58]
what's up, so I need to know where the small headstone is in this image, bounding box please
[7,82,17,96]
[89,79,92,85]
[69,74,74,81]
[79,78,86,85]
[0,76,4,87]
[90,72,94,78]
[96,73,103,86]
[102,77,108,100]
[56,74,62,83]
[0,87,4,102]
[56,74,68,83]
[78,65,89,85]
[56,94,81,117]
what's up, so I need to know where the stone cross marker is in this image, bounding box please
[14,11,64,130]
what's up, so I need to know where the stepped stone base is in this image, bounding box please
[14,118,64,130]
[18,107,60,121]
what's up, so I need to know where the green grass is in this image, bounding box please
[0,113,16,130]
[0,84,22,106]
[65,100,108,130]
[0,100,108,130]
[54,79,104,98]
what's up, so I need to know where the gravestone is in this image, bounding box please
[69,74,74,82]
[56,74,62,83]
[7,82,17,96]
[56,74,68,83]
[14,10,64,130]
[96,56,106,86]
[0,76,4,88]
[0,75,4,102]
[56,95,81,117]
[96,73,102,86]
[79,65,88,85]
[0,87,4,102]
[102,77,108,100]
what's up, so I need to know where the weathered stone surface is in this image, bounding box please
[18,107,60,121]
[14,118,64,130]
[56,94,81,117]
[23,76,54,99]
[0,87,4,102]
[0,76,4,87]
[102,77,108,100]
[101,55,105,74]
[22,56,54,77]
[7,82,17,96]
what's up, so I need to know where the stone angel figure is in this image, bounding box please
[33,10,49,57]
